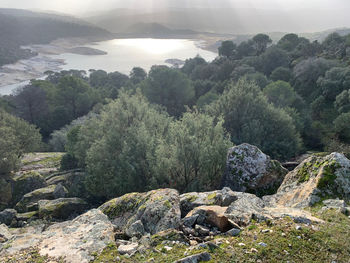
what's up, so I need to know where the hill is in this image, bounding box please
[0,9,111,67]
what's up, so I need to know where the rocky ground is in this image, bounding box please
[0,145,350,262]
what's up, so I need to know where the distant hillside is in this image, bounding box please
[86,8,350,35]
[0,9,111,67]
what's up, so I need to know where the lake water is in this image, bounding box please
[0,38,217,95]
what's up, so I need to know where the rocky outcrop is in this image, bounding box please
[1,209,115,263]
[174,252,211,263]
[99,189,181,237]
[180,187,237,217]
[15,184,67,213]
[264,153,350,208]
[38,198,89,220]
[11,172,46,206]
[0,224,12,243]
[0,209,17,226]
[221,144,288,196]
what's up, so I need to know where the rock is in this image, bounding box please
[99,189,181,235]
[174,252,211,263]
[0,209,17,226]
[11,172,46,205]
[186,206,232,231]
[46,170,88,199]
[182,215,199,228]
[52,183,68,199]
[323,199,346,208]
[180,187,237,217]
[0,177,12,210]
[0,224,12,243]
[225,192,267,226]
[15,185,58,213]
[16,211,38,222]
[38,209,115,263]
[221,144,288,196]
[126,220,145,238]
[195,224,210,236]
[225,228,241,237]
[258,242,267,247]
[38,198,89,220]
[150,229,187,246]
[265,153,350,208]
[117,243,138,255]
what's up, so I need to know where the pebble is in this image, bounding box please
[295,225,302,230]
[258,242,267,247]
[164,246,173,251]
[238,243,246,246]
[261,229,272,233]
[251,248,258,253]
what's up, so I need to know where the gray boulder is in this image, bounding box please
[11,172,46,205]
[265,153,350,208]
[99,189,181,236]
[180,187,237,217]
[38,198,89,220]
[0,224,12,243]
[221,143,288,196]
[0,209,17,226]
[15,185,58,213]
[174,252,211,263]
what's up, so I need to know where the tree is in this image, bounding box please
[141,66,195,117]
[252,34,272,55]
[155,110,232,192]
[0,109,41,175]
[270,67,292,82]
[181,55,207,76]
[334,112,350,143]
[130,67,147,84]
[218,40,236,58]
[317,67,350,101]
[278,33,301,52]
[263,81,297,108]
[208,79,301,160]
[335,90,350,113]
[70,91,171,200]
[258,46,290,76]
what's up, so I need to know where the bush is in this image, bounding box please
[60,153,79,171]
[208,79,301,160]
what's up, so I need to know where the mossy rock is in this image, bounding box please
[150,229,188,246]
[15,185,57,213]
[11,171,46,205]
[38,198,89,220]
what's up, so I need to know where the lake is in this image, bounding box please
[0,39,217,95]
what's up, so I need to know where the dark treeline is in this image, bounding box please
[1,31,350,201]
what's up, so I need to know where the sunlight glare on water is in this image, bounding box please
[112,38,186,54]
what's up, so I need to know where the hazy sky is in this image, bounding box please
[1,0,350,15]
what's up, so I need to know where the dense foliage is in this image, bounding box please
[0,109,41,175]
[1,30,350,199]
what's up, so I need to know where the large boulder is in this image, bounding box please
[38,209,115,263]
[46,170,88,199]
[0,209,17,226]
[99,189,181,237]
[264,153,350,208]
[15,184,67,213]
[38,198,89,220]
[11,172,46,205]
[221,143,288,196]
[180,187,237,217]
[0,224,12,243]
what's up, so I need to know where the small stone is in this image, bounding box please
[174,252,211,263]
[164,246,173,251]
[261,229,272,233]
[281,233,286,237]
[225,228,241,237]
[238,243,246,246]
[251,248,258,253]
[190,240,198,246]
[295,225,302,230]
[297,236,301,239]
[118,243,138,255]
[258,242,267,247]
[195,224,210,236]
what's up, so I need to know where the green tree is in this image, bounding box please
[334,112,350,143]
[0,109,41,175]
[335,89,350,113]
[252,34,272,55]
[218,40,236,58]
[154,110,232,192]
[270,67,292,82]
[141,66,195,117]
[71,91,171,200]
[208,79,301,160]
[130,67,147,84]
[263,81,297,108]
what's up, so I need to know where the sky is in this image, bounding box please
[0,0,350,15]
